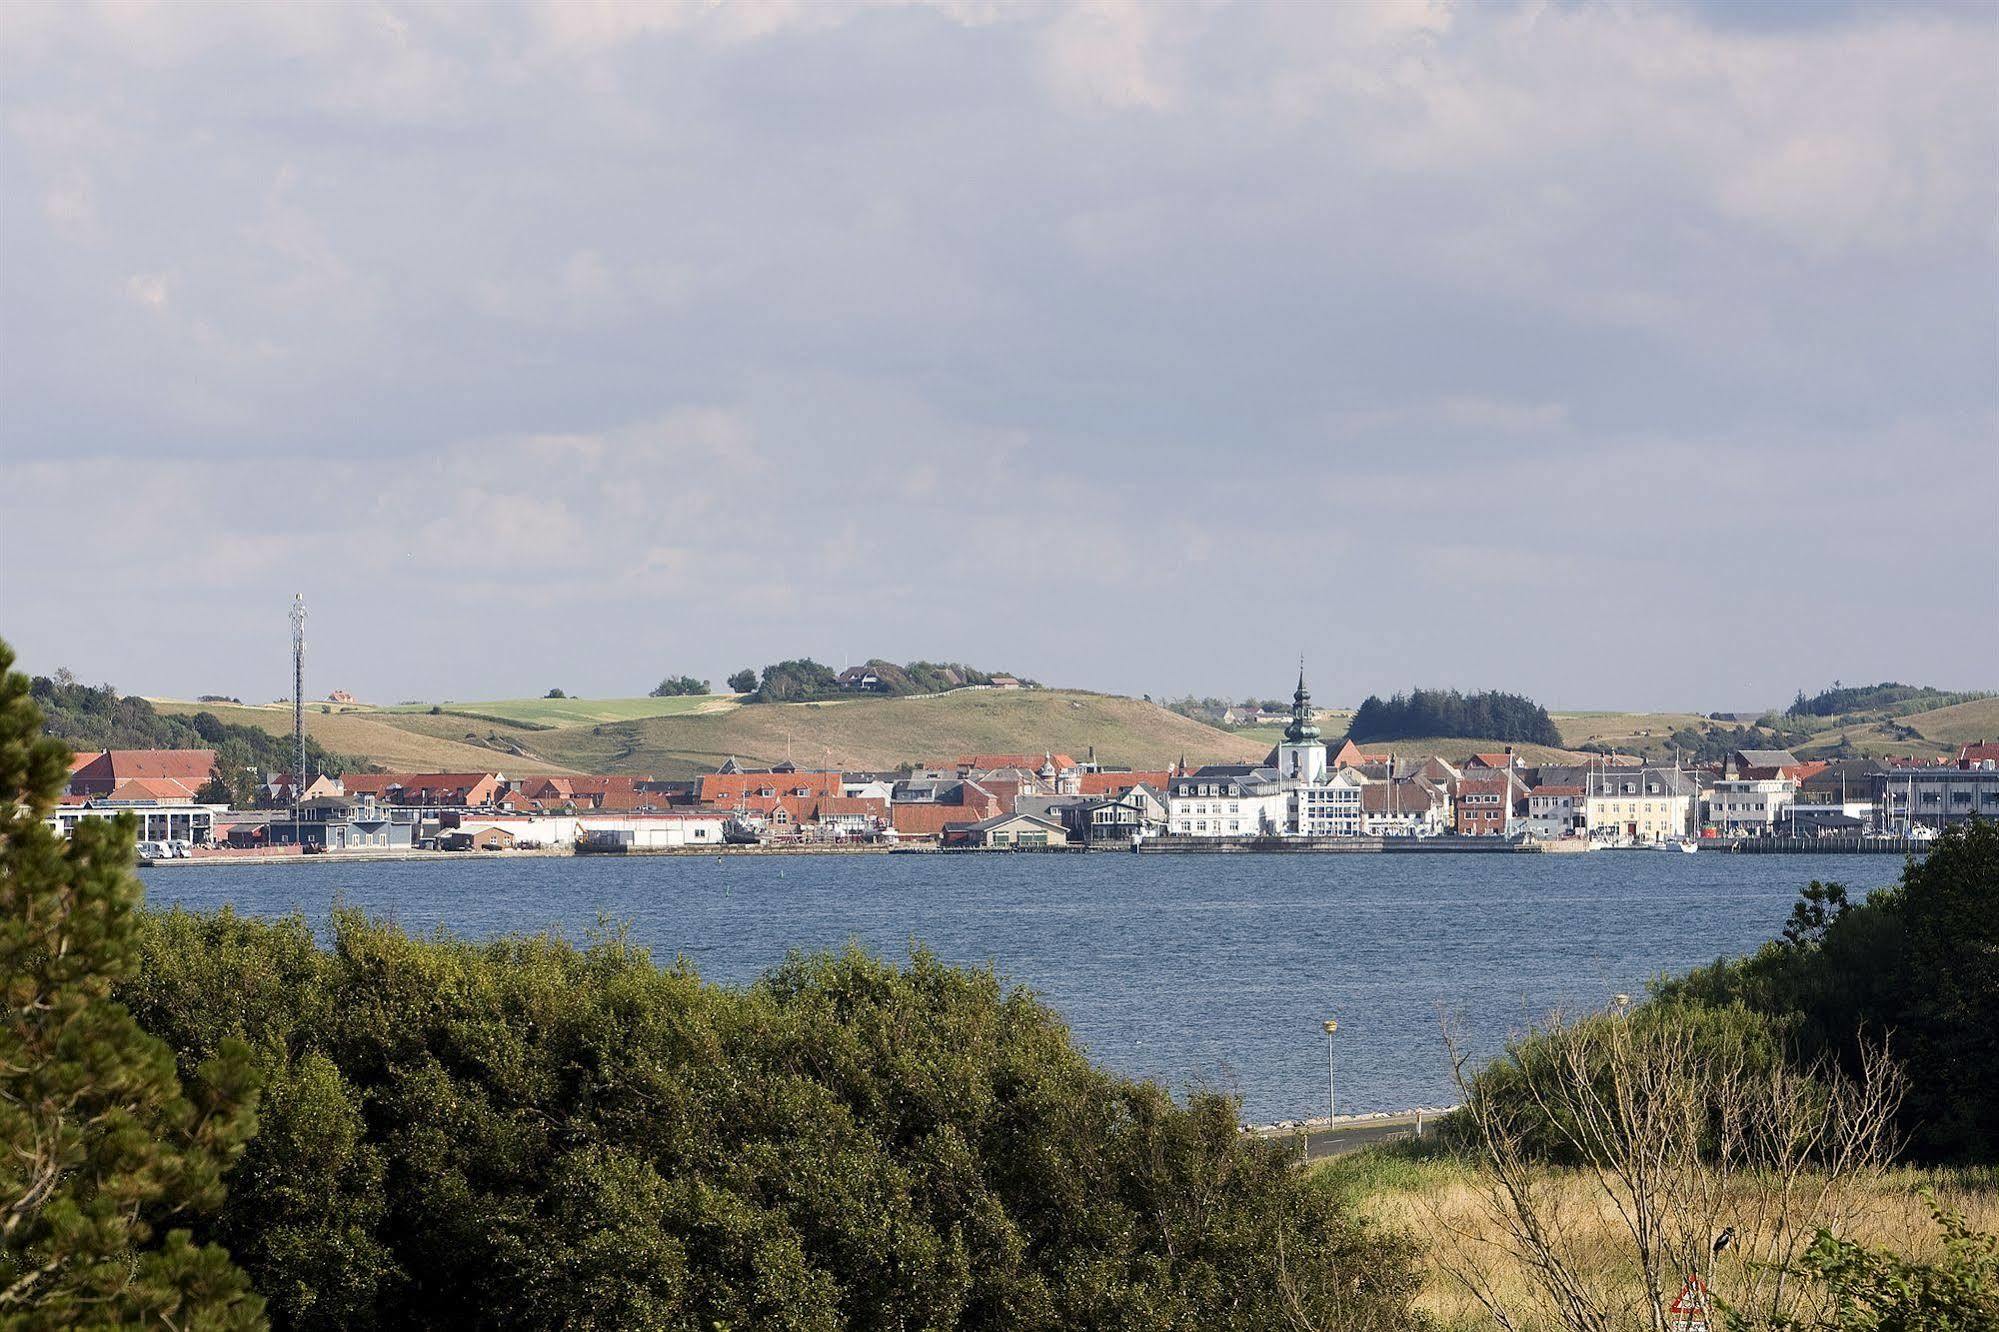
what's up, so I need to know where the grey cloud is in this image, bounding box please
[1,0,1993,709]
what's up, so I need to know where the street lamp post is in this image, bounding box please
[1322,1018,1339,1128]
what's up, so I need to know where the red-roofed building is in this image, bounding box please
[1330,739,1390,769]
[698,771,844,806]
[334,772,502,807]
[1455,771,1526,836]
[1959,741,1999,769]
[68,749,217,798]
[891,803,986,839]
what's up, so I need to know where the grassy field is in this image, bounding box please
[1551,711,1717,754]
[1318,1144,1998,1332]
[149,700,590,774]
[1782,695,1999,759]
[156,689,1269,778]
[524,689,1275,777]
[377,695,737,726]
[148,690,1994,778]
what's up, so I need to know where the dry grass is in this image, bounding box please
[150,700,589,774]
[1318,1148,1998,1332]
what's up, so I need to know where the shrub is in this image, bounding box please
[121,913,1428,1332]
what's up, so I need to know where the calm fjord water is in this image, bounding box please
[138,852,1899,1122]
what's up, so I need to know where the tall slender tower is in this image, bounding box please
[291,593,307,803]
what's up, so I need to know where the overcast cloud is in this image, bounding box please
[1,0,1994,710]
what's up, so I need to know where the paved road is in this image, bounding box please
[1253,1110,1452,1162]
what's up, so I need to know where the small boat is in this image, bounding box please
[1675,838,1697,853]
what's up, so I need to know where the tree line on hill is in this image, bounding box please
[1787,680,1990,719]
[732,659,1026,704]
[1346,688,1563,747]
[29,671,351,804]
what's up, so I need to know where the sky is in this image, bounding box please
[1,0,1994,712]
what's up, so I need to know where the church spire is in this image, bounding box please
[1285,657,1321,744]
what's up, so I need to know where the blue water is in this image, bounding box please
[136,852,1903,1122]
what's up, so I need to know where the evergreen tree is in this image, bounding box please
[0,639,265,1329]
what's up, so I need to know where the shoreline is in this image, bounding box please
[142,835,1931,869]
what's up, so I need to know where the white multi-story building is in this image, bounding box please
[1294,768,1366,836]
[1584,767,1698,843]
[1706,777,1796,836]
[1165,766,1288,836]
[1524,784,1586,840]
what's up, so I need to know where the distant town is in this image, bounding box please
[43,665,1999,861]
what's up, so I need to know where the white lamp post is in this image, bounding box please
[1322,1017,1339,1128]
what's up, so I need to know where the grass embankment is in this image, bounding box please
[1315,1142,1999,1332]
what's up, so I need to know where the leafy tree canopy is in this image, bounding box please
[648,675,710,698]
[118,911,1425,1332]
[725,669,758,695]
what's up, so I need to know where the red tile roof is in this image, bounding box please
[1959,741,1999,767]
[891,803,985,837]
[698,772,843,805]
[69,749,216,794]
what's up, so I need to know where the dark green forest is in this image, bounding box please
[1346,689,1562,747]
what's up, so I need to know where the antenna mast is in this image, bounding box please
[291,593,307,805]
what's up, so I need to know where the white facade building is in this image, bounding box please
[1293,768,1365,836]
[1707,777,1797,836]
[1584,767,1698,843]
[1166,767,1288,836]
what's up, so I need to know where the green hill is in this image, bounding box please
[144,690,1995,780]
[156,690,1269,778]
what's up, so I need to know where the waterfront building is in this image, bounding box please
[964,811,1069,848]
[1166,765,1287,837]
[269,794,417,850]
[1523,783,1585,839]
[46,786,217,846]
[1872,761,1999,830]
[1583,766,1698,842]
[1455,771,1526,836]
[1360,779,1448,837]
[1707,775,1798,836]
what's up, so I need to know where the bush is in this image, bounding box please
[1727,1194,1999,1330]
[1656,821,1999,1162]
[649,675,709,698]
[121,913,1428,1332]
